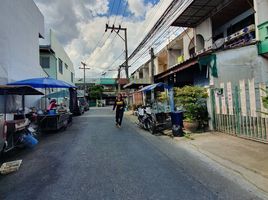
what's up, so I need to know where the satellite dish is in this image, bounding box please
[212,38,225,50]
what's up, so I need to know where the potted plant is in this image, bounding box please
[174,86,208,132]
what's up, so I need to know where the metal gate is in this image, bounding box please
[211,80,268,143]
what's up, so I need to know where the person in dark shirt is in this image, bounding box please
[113,93,125,128]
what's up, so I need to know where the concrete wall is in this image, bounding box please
[168,49,181,68]
[49,30,75,84]
[0,0,46,84]
[195,18,213,50]
[40,52,57,79]
[183,29,194,60]
[254,0,268,40]
[212,45,268,87]
[0,0,46,110]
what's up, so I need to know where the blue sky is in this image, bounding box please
[34,0,171,78]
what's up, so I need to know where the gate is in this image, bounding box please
[211,79,268,143]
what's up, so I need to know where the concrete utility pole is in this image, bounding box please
[150,48,155,101]
[150,48,155,84]
[105,24,129,79]
[79,62,90,96]
[117,65,122,93]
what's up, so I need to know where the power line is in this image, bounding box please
[107,0,115,25]
[126,0,188,63]
[113,0,122,25]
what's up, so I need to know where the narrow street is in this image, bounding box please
[0,107,263,200]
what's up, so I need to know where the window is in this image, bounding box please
[58,59,63,74]
[40,57,50,68]
[71,72,74,83]
[65,63,68,69]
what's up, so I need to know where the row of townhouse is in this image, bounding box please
[0,0,74,110]
[126,0,268,142]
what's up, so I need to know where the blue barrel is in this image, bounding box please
[170,111,183,126]
[23,134,38,148]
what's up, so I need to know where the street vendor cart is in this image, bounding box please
[8,77,77,132]
[138,83,173,134]
[0,85,43,153]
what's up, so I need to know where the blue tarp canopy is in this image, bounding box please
[44,90,69,98]
[8,77,76,88]
[139,83,171,92]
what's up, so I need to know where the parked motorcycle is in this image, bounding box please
[137,106,156,134]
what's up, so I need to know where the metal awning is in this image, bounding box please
[155,58,198,80]
[123,82,150,89]
[171,0,233,27]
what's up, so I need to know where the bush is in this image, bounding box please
[174,86,208,123]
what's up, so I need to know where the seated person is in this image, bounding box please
[47,99,58,111]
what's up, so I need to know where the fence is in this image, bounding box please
[211,79,268,143]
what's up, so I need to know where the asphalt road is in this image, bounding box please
[0,107,263,200]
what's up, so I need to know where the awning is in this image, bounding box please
[124,82,150,89]
[0,85,44,95]
[8,77,76,88]
[139,83,171,92]
[198,54,218,77]
[171,0,233,27]
[155,58,198,81]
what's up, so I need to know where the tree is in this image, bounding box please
[88,85,104,100]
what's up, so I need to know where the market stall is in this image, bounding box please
[0,85,43,152]
[8,77,77,132]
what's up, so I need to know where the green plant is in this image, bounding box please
[157,91,168,103]
[174,86,208,123]
[88,85,104,100]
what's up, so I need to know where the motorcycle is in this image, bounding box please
[137,106,156,134]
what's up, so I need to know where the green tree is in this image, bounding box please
[88,85,104,100]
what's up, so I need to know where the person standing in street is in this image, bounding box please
[113,93,125,128]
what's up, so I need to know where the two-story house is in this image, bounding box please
[40,30,75,85]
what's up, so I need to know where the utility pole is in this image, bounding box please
[117,65,122,93]
[79,62,90,96]
[150,48,155,101]
[105,24,129,79]
[150,48,155,84]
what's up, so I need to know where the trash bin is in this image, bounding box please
[170,111,184,137]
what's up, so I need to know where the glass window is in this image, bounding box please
[58,59,63,74]
[40,57,50,68]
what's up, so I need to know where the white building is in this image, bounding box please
[40,30,75,84]
[0,0,47,110]
[0,0,46,84]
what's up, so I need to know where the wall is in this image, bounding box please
[182,29,194,60]
[0,0,46,84]
[254,0,268,40]
[168,49,181,68]
[195,18,213,50]
[212,45,268,87]
[50,30,75,84]
[0,0,46,110]
[40,52,57,79]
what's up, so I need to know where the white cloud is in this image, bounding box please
[128,0,147,17]
[34,0,173,79]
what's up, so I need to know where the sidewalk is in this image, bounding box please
[125,111,268,195]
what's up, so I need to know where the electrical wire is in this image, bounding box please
[107,0,116,25]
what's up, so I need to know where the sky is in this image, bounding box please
[33,0,174,79]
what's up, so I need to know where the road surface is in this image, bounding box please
[0,107,263,200]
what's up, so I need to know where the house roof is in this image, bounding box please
[171,0,234,27]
